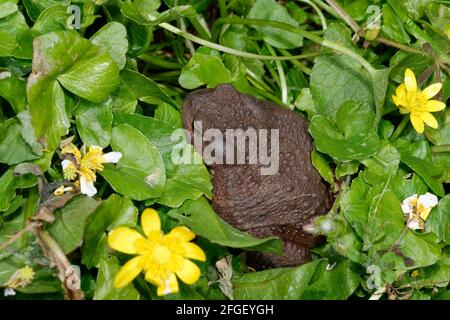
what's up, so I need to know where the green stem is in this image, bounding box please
[211,17,376,74]
[267,45,288,105]
[138,54,183,69]
[278,48,314,75]
[389,116,409,142]
[297,0,327,30]
[324,0,360,34]
[158,21,328,61]
[431,145,450,153]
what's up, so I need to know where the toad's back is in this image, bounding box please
[182,84,331,268]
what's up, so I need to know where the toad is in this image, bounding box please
[182,84,332,268]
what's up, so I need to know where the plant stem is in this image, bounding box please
[323,0,431,57]
[389,116,409,142]
[297,0,327,30]
[278,48,314,75]
[138,54,183,69]
[0,222,41,251]
[210,17,376,73]
[431,145,450,153]
[267,45,288,105]
[158,21,326,61]
[377,37,426,55]
[324,0,360,33]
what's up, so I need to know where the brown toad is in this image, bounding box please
[182,84,331,268]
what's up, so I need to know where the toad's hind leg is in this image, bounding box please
[246,239,314,269]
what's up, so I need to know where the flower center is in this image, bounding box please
[152,244,172,264]
[406,90,426,111]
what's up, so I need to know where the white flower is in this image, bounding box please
[61,143,122,197]
[401,193,439,230]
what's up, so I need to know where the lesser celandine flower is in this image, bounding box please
[107,208,206,296]
[61,143,122,197]
[392,68,446,134]
[401,193,439,230]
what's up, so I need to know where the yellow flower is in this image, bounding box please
[392,68,446,133]
[61,144,122,197]
[107,208,206,296]
[3,266,35,289]
[401,193,439,230]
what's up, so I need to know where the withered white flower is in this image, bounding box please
[401,193,439,230]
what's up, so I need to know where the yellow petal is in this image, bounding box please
[114,256,143,288]
[392,95,402,107]
[404,68,417,93]
[175,258,201,285]
[396,83,407,97]
[108,227,144,254]
[420,112,438,129]
[156,274,179,296]
[144,270,163,287]
[410,113,424,133]
[421,83,442,100]
[167,226,195,242]
[423,100,446,112]
[181,242,206,261]
[141,208,161,237]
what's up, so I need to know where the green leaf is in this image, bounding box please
[27,78,69,151]
[0,30,17,56]
[90,22,128,70]
[168,197,282,255]
[232,260,319,299]
[247,0,303,49]
[30,30,119,103]
[310,23,375,119]
[22,0,70,21]
[398,231,441,268]
[425,109,450,147]
[0,1,18,19]
[336,161,359,179]
[17,109,44,156]
[120,69,178,107]
[0,10,32,58]
[426,195,450,245]
[82,194,138,268]
[113,112,212,207]
[47,196,101,254]
[390,173,428,201]
[404,247,450,289]
[311,149,334,185]
[381,3,410,44]
[361,143,400,185]
[179,52,231,89]
[0,169,16,212]
[75,98,113,148]
[397,0,432,20]
[93,257,140,300]
[100,124,166,201]
[157,145,212,207]
[309,101,380,161]
[0,69,27,113]
[31,4,71,35]
[56,48,119,103]
[302,259,360,300]
[154,104,182,128]
[400,155,445,197]
[0,119,39,165]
